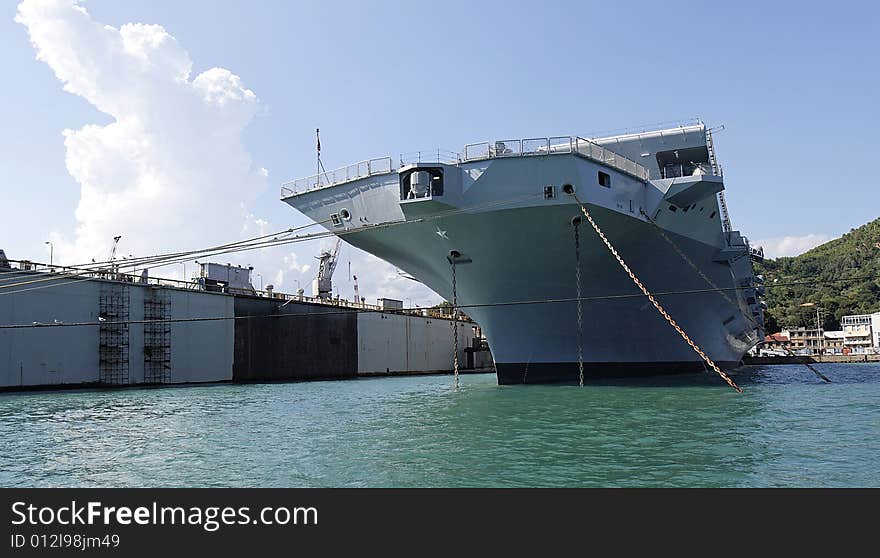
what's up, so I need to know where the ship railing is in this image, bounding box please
[282,133,650,199]
[280,156,395,198]
[573,137,649,179]
[582,117,704,141]
[462,136,650,181]
[399,149,461,166]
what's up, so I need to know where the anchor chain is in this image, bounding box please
[641,209,830,384]
[640,209,740,312]
[451,255,460,390]
[570,193,743,393]
[574,219,584,387]
[777,343,832,383]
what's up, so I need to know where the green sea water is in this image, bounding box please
[1,364,878,487]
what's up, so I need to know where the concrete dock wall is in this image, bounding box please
[0,273,234,389]
[0,277,98,387]
[232,297,358,381]
[165,288,234,383]
[356,313,471,375]
[232,297,476,380]
[1,271,487,391]
[743,354,880,365]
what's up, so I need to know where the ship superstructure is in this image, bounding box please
[280,121,765,384]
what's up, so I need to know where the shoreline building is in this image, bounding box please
[775,328,846,355]
[823,330,845,354]
[781,327,823,353]
[841,312,880,354]
[763,332,790,350]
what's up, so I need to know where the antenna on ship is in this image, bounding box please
[316,128,328,185]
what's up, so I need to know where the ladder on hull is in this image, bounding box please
[706,129,732,234]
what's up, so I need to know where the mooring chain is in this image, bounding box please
[570,193,743,393]
[451,256,460,390]
[639,209,741,312]
[574,220,585,387]
[641,209,830,383]
[780,343,831,382]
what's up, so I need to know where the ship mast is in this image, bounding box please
[316,127,328,185]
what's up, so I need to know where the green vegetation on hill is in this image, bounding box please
[755,217,880,333]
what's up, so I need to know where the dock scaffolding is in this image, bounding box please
[98,283,130,385]
[144,287,172,384]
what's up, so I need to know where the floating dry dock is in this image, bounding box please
[0,261,486,391]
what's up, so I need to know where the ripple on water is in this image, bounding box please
[1,364,879,487]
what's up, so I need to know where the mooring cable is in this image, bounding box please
[567,189,743,393]
[0,193,542,297]
[753,340,832,383]
[3,273,880,329]
[638,209,830,383]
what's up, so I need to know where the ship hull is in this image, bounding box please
[340,203,758,383]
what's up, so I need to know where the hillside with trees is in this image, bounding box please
[755,217,880,332]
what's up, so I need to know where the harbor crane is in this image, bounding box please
[105,235,122,274]
[312,238,341,299]
[352,274,361,306]
[109,235,122,262]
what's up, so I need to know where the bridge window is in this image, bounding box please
[656,147,710,179]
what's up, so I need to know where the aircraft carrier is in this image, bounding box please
[280,121,766,384]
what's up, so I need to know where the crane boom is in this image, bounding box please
[108,235,122,273]
[327,238,340,278]
[312,238,341,299]
[352,274,360,306]
[109,235,122,262]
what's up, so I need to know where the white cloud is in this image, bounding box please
[16,0,264,272]
[752,233,833,258]
[16,0,442,308]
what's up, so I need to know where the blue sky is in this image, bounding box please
[2,0,878,302]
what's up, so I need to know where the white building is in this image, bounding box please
[841,311,880,354]
[873,312,880,349]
